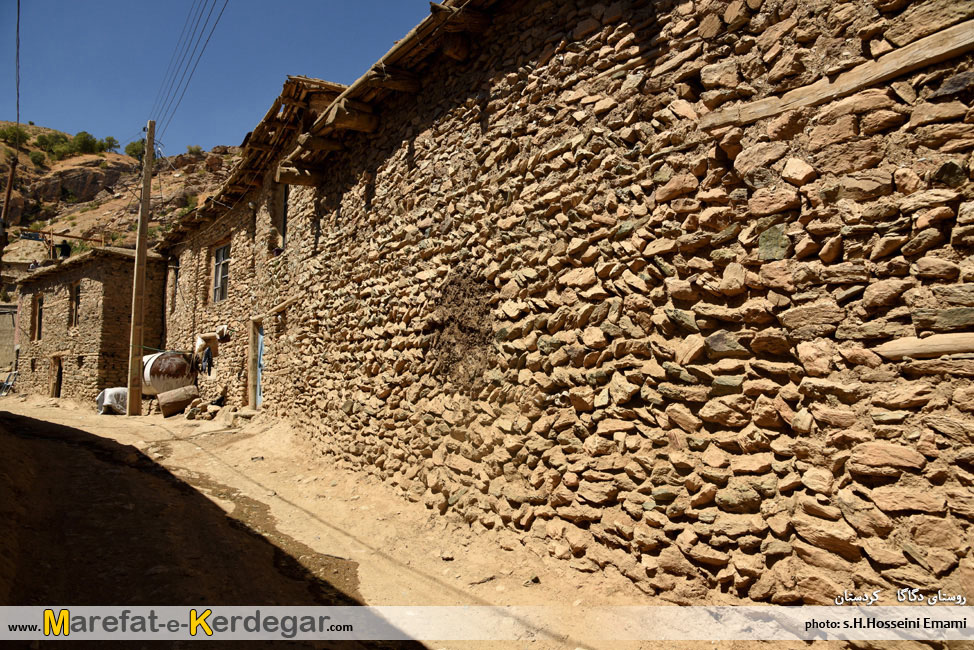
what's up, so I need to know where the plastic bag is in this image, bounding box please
[96,387,128,415]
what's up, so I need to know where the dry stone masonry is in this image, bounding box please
[164,0,974,605]
[17,249,165,403]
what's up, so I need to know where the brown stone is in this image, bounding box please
[655,174,698,202]
[848,441,926,475]
[862,278,913,310]
[913,257,960,280]
[809,115,858,152]
[813,137,884,175]
[701,60,740,89]
[796,340,833,377]
[872,383,935,408]
[778,299,844,330]
[836,489,893,537]
[749,188,800,216]
[560,267,598,288]
[886,0,974,47]
[871,486,945,513]
[734,142,789,183]
[781,158,817,186]
[791,512,860,560]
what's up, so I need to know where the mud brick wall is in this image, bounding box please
[168,0,974,604]
[17,253,166,403]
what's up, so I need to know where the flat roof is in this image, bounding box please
[17,247,163,286]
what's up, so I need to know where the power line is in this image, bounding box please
[158,0,229,142]
[15,0,20,126]
[154,0,212,125]
[155,0,221,134]
[148,0,204,122]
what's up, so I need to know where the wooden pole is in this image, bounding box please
[126,120,154,416]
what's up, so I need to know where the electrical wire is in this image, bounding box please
[158,0,230,142]
[153,0,213,127]
[15,0,20,127]
[148,0,204,122]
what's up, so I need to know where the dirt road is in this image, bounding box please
[0,397,845,650]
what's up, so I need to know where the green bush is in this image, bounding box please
[125,139,145,160]
[33,131,116,160]
[0,125,29,147]
[35,132,69,155]
[72,131,102,154]
[29,151,46,167]
[51,142,74,161]
[186,145,203,155]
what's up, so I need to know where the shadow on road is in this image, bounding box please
[0,411,425,649]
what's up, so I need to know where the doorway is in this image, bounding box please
[248,319,264,409]
[256,324,264,408]
[50,357,62,398]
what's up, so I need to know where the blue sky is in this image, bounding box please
[0,0,431,154]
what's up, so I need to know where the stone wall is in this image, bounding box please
[166,0,974,604]
[165,182,299,406]
[0,308,16,371]
[17,252,166,403]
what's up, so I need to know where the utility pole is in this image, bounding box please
[126,120,154,416]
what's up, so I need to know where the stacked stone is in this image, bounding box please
[17,253,166,403]
[164,0,974,604]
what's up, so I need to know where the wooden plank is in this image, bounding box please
[308,92,341,112]
[872,333,974,360]
[290,161,327,173]
[253,296,301,323]
[700,19,974,130]
[296,133,344,152]
[275,166,323,186]
[430,2,491,32]
[280,96,309,109]
[365,66,422,93]
[324,98,379,133]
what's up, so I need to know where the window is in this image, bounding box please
[212,243,230,303]
[68,282,81,327]
[32,294,43,340]
[273,184,289,248]
[169,262,180,314]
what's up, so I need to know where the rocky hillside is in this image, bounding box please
[1,121,239,266]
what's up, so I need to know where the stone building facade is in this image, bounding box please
[163,0,974,604]
[16,248,165,403]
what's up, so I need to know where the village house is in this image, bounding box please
[159,0,974,605]
[15,247,165,402]
[157,75,347,409]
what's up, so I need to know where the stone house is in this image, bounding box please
[16,247,165,402]
[158,75,347,408]
[160,0,974,604]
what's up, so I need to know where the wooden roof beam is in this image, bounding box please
[276,165,323,186]
[365,65,421,93]
[280,96,309,109]
[296,133,344,152]
[323,98,378,133]
[308,91,342,112]
[429,3,490,33]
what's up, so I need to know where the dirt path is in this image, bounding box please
[0,397,848,650]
